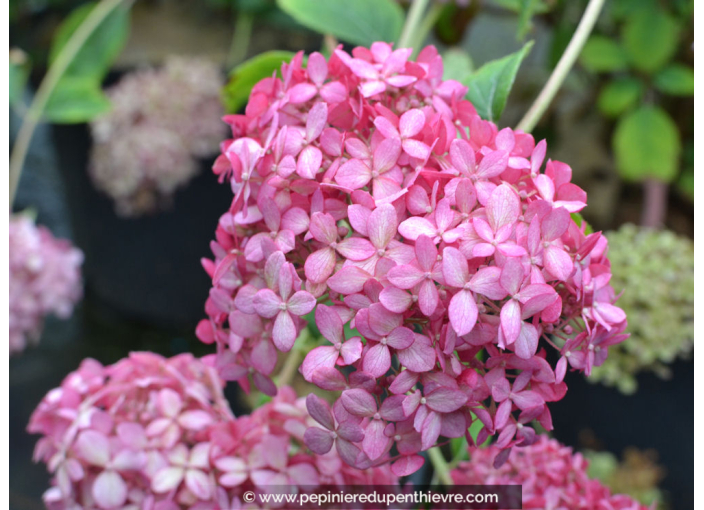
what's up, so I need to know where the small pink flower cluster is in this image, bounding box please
[198,43,627,475]
[9,215,83,354]
[451,435,653,510]
[28,352,396,510]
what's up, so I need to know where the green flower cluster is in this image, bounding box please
[585,447,665,508]
[590,224,693,394]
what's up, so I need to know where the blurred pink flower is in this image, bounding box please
[9,215,83,354]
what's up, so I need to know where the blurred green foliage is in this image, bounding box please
[589,225,694,394]
[585,448,665,508]
[578,0,693,188]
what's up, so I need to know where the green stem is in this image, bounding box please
[227,11,254,70]
[515,0,606,133]
[428,446,454,485]
[409,3,443,56]
[9,0,130,209]
[397,0,432,49]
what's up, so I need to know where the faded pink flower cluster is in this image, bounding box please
[90,57,227,216]
[197,42,627,476]
[9,215,83,354]
[451,435,653,510]
[28,352,396,510]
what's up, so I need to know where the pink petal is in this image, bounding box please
[368,204,397,250]
[75,430,110,467]
[336,237,375,260]
[253,289,283,318]
[402,139,431,160]
[441,247,469,288]
[500,299,522,345]
[386,327,415,349]
[341,389,377,417]
[301,346,339,382]
[336,158,372,189]
[368,303,402,336]
[304,247,336,283]
[306,102,328,142]
[93,470,127,509]
[373,138,402,173]
[418,280,439,316]
[514,323,540,360]
[425,388,468,413]
[339,337,363,364]
[379,286,413,313]
[373,115,400,138]
[399,109,425,138]
[288,82,317,103]
[327,266,371,294]
[544,246,574,281]
[304,427,335,455]
[387,264,425,289]
[392,455,425,477]
[347,204,371,236]
[309,212,338,244]
[487,184,520,231]
[152,467,184,493]
[450,139,475,174]
[178,411,214,430]
[297,145,322,179]
[306,394,335,430]
[287,291,316,316]
[307,52,328,85]
[272,311,297,351]
[362,419,390,461]
[477,149,508,178]
[448,289,478,336]
[398,217,437,241]
[363,343,391,377]
[185,469,212,500]
[397,336,436,373]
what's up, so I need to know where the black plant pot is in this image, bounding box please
[52,123,232,328]
[550,358,694,508]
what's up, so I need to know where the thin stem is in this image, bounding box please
[427,446,454,485]
[641,178,668,228]
[410,3,443,55]
[227,11,255,70]
[516,0,606,133]
[398,0,431,49]
[9,0,129,208]
[276,349,302,387]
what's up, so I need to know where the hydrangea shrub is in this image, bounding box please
[9,215,83,354]
[28,352,397,509]
[89,57,228,216]
[196,42,628,475]
[451,435,653,509]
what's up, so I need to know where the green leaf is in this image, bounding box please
[44,77,111,123]
[222,51,294,113]
[653,64,694,96]
[50,2,130,81]
[622,6,680,74]
[596,77,643,117]
[580,35,629,73]
[9,49,30,106]
[442,48,474,83]
[613,105,681,182]
[517,0,540,40]
[276,0,403,46]
[463,41,533,122]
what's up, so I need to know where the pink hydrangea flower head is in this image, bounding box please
[29,354,397,509]
[451,435,654,510]
[198,43,628,475]
[9,215,83,354]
